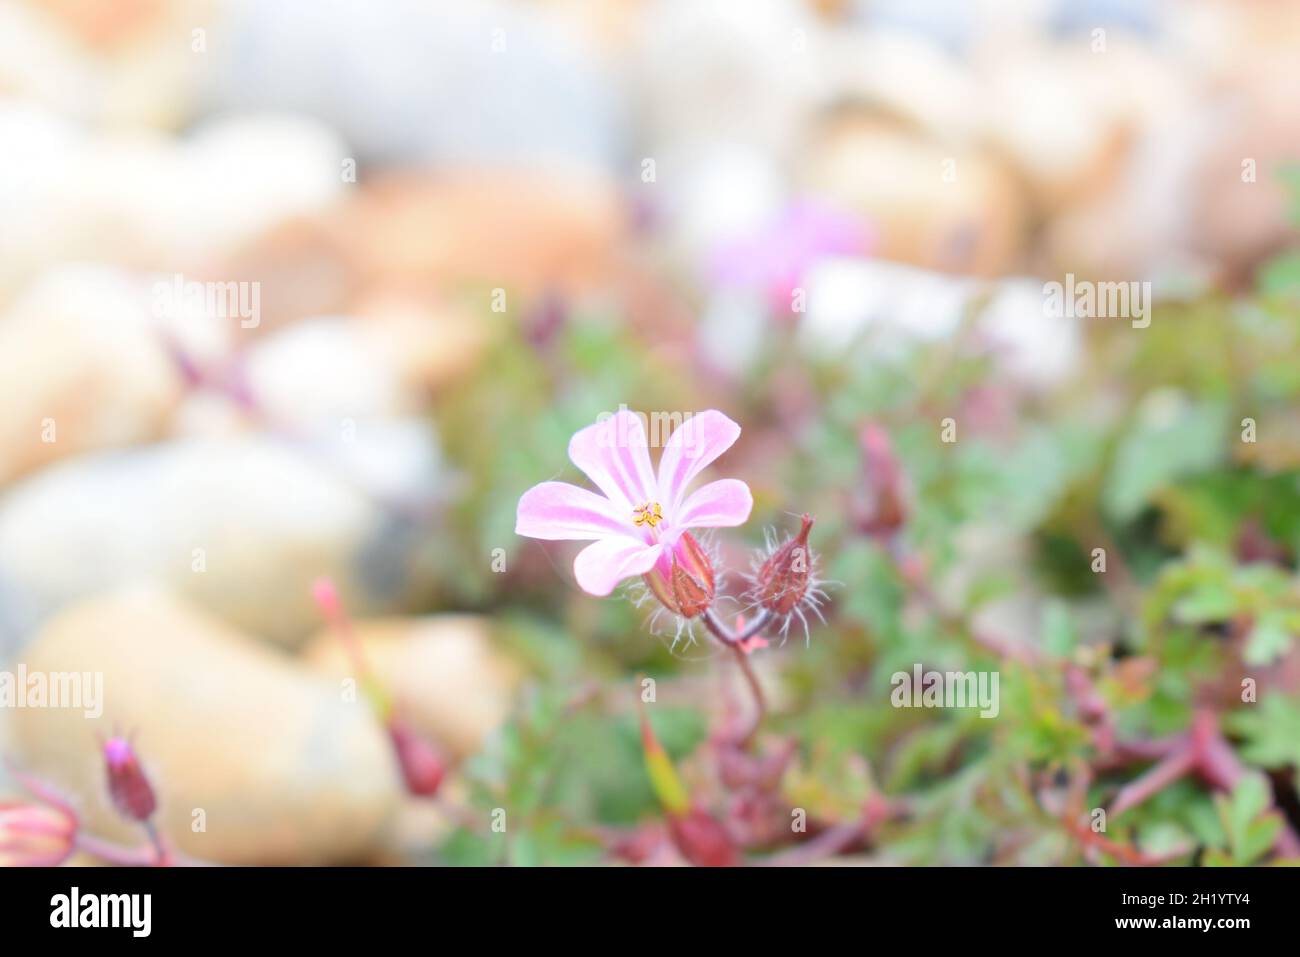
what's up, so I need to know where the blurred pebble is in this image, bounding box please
[301,615,519,759]
[0,265,186,486]
[0,433,443,652]
[3,588,401,865]
[0,106,347,294]
[348,170,627,298]
[222,168,627,306]
[242,311,484,429]
[0,0,209,128]
[208,0,623,171]
[633,0,821,157]
[800,113,1027,276]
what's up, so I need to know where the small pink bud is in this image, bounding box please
[311,576,343,622]
[755,515,814,616]
[667,807,740,867]
[103,737,157,822]
[0,802,77,867]
[387,719,445,797]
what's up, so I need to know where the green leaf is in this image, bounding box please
[1228,774,1270,835]
[830,541,904,643]
[1103,397,1228,522]
[1241,817,1283,866]
[1224,696,1300,769]
[1170,582,1238,624]
[1212,773,1283,866]
[1042,601,1077,657]
[638,697,690,817]
[1244,611,1294,666]
[1257,251,1300,298]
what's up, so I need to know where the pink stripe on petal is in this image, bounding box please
[573,538,664,596]
[516,481,632,541]
[657,410,742,512]
[675,479,753,530]
[569,410,657,510]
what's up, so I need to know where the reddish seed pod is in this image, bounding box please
[756,514,814,616]
[644,531,716,618]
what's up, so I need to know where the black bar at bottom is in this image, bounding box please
[0,864,1284,943]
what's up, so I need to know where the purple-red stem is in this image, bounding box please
[702,609,770,745]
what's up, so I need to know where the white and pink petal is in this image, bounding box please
[675,478,753,530]
[568,410,658,513]
[516,481,632,541]
[572,538,664,596]
[656,410,742,512]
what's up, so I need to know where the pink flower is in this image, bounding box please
[516,409,753,603]
[710,200,872,316]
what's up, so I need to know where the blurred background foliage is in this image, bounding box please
[413,178,1300,865]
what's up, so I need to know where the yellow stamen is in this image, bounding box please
[633,502,664,528]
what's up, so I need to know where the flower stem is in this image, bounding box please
[74,833,166,867]
[755,821,864,866]
[702,607,769,647]
[729,646,766,747]
[702,609,769,745]
[142,818,170,865]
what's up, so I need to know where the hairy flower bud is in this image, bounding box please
[756,514,814,616]
[103,737,157,823]
[387,718,446,797]
[0,802,77,867]
[643,531,716,618]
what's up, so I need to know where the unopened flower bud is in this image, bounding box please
[0,802,77,867]
[643,531,716,618]
[855,423,907,537]
[103,737,157,823]
[667,807,740,867]
[387,719,446,797]
[755,514,814,616]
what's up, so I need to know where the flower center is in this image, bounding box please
[632,502,664,529]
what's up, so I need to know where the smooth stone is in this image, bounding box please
[800,114,1027,276]
[0,265,185,486]
[0,0,201,129]
[346,170,627,299]
[242,311,485,429]
[218,167,627,311]
[301,615,519,759]
[209,0,622,171]
[633,0,820,155]
[0,105,347,293]
[0,433,442,654]
[4,589,401,864]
